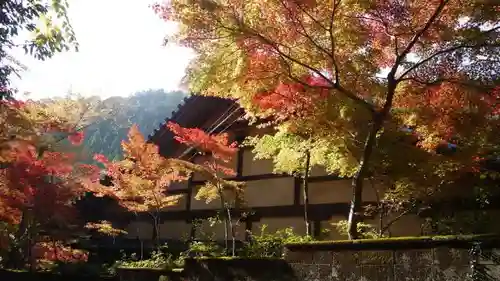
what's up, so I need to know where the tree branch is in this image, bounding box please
[388,0,448,83]
[277,0,333,61]
[380,208,413,234]
[248,30,375,113]
[398,43,499,80]
[329,0,341,85]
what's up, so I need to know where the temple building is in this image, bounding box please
[116,94,441,243]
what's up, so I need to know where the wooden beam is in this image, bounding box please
[191,173,344,186]
[108,202,375,224]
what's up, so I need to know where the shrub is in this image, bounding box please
[241,225,313,258]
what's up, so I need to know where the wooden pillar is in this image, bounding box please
[313,220,321,238]
[186,175,195,240]
[186,176,193,211]
[235,135,245,177]
[245,219,252,241]
[293,177,302,205]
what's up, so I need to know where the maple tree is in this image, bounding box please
[93,122,243,254]
[0,96,105,268]
[32,240,88,268]
[85,220,128,244]
[156,0,500,239]
[92,124,190,246]
[166,121,242,255]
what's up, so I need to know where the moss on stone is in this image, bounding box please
[192,256,284,261]
[284,233,500,251]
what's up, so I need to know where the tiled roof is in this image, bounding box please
[147,93,195,142]
[147,94,238,157]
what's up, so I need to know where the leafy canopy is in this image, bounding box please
[167,121,243,204]
[157,0,500,204]
[93,122,243,214]
[0,96,105,267]
[0,97,103,226]
[1,0,78,99]
[93,124,188,213]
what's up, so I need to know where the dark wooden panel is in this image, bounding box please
[293,177,301,205]
[108,193,500,227]
[235,136,245,177]
[186,177,193,211]
[109,202,377,224]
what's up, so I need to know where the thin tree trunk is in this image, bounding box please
[28,221,35,272]
[226,206,236,256]
[379,203,384,237]
[132,212,144,259]
[347,115,383,240]
[7,209,30,268]
[303,150,311,237]
[217,187,229,252]
[347,77,397,239]
[346,0,446,239]
[150,212,161,250]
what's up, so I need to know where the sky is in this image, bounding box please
[10,0,194,100]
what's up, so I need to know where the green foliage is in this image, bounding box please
[285,234,500,248]
[116,251,172,269]
[333,220,380,239]
[185,217,226,257]
[113,247,184,271]
[245,129,357,177]
[185,241,225,258]
[241,225,313,258]
[81,90,186,163]
[1,0,78,99]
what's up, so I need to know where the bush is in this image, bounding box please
[183,241,225,258]
[240,225,313,258]
[112,245,184,272]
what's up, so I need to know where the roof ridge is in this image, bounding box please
[147,93,195,142]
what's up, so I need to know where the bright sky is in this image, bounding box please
[11,0,194,100]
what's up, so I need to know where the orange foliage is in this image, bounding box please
[252,76,330,121]
[166,121,239,179]
[93,122,243,217]
[94,125,189,213]
[0,144,101,225]
[0,99,102,225]
[33,241,88,263]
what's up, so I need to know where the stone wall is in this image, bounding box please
[284,237,500,281]
[178,236,500,281]
[286,248,474,281]
[0,269,117,281]
[183,258,297,281]
[113,235,500,281]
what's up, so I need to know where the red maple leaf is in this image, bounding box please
[166,122,238,162]
[68,130,85,145]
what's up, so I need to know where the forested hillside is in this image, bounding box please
[82,89,186,162]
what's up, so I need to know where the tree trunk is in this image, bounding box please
[347,115,383,240]
[303,150,311,236]
[217,187,229,252]
[226,207,236,256]
[150,213,160,250]
[132,212,144,259]
[6,209,32,268]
